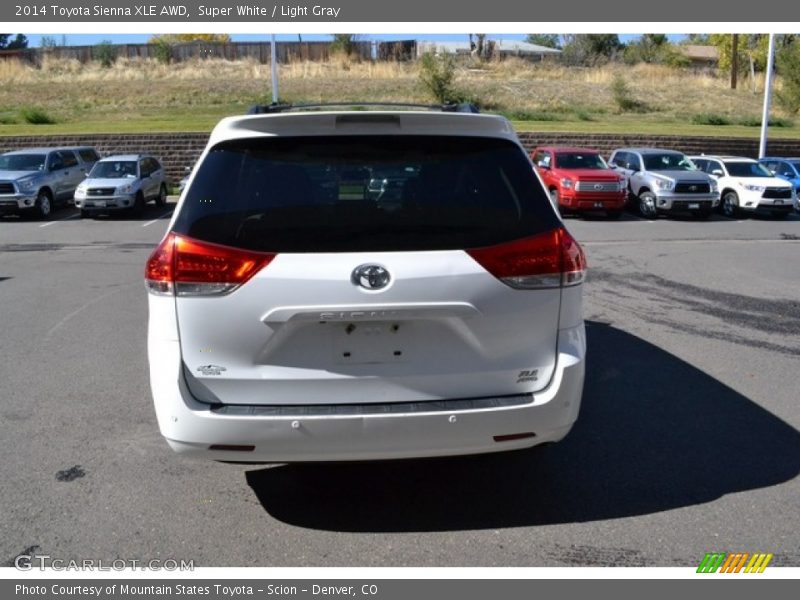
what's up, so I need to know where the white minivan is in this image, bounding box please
[145,107,587,462]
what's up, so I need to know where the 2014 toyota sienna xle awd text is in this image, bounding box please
[145,107,587,462]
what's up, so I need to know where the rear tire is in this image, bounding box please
[79,209,91,219]
[772,210,790,219]
[607,210,623,220]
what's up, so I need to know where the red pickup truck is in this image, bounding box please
[532,146,627,218]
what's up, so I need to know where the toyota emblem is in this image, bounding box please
[352,264,391,290]
[593,184,604,190]
[689,185,698,191]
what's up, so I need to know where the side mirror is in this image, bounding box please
[537,161,549,169]
[711,169,723,177]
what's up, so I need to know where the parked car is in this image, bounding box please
[690,155,795,218]
[0,146,99,219]
[145,107,587,462]
[758,157,800,211]
[608,148,719,219]
[531,146,627,218]
[74,154,167,217]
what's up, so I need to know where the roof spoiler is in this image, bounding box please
[246,101,480,114]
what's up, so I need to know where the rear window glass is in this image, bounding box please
[173,135,559,252]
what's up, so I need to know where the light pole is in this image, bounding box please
[759,34,776,159]
[271,34,279,104]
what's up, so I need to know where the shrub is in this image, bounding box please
[419,52,458,103]
[152,38,173,65]
[93,40,117,68]
[20,107,56,124]
[503,109,561,122]
[737,115,793,127]
[611,75,647,113]
[691,113,732,126]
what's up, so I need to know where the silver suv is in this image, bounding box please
[145,106,587,462]
[0,147,99,219]
[74,154,167,217]
[609,148,719,219]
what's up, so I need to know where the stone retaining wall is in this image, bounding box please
[2,131,799,183]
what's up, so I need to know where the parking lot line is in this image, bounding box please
[39,213,81,228]
[142,210,173,227]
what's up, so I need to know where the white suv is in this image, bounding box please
[689,155,795,218]
[145,107,587,462]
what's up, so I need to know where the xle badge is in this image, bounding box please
[517,369,539,384]
[197,365,227,376]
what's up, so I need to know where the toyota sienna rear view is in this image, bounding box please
[145,108,587,461]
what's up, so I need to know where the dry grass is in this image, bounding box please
[0,55,793,135]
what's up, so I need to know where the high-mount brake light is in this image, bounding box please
[144,233,276,296]
[466,227,586,289]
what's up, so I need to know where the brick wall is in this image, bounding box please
[3,131,800,183]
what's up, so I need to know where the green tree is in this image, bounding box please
[330,34,358,56]
[624,34,668,63]
[0,33,28,49]
[776,40,800,114]
[525,34,560,49]
[682,34,711,45]
[561,34,623,65]
[149,34,231,43]
[709,34,769,72]
[93,40,117,68]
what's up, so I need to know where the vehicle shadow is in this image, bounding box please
[245,320,800,532]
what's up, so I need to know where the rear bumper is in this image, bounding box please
[150,324,586,462]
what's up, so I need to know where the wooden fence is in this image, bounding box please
[0,41,419,65]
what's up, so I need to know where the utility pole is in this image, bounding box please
[759,34,776,159]
[731,34,738,89]
[271,34,278,104]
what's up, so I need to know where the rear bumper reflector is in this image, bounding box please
[493,432,537,442]
[209,444,255,452]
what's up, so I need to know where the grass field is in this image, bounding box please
[0,55,797,137]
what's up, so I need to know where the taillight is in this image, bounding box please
[466,227,586,289]
[145,233,276,296]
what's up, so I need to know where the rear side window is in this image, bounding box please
[173,135,559,253]
[78,149,100,164]
[60,151,79,169]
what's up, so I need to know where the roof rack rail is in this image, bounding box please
[246,101,480,115]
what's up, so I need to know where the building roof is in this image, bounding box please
[680,45,719,62]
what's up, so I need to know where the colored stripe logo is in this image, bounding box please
[697,552,773,573]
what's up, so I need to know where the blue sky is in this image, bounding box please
[24,33,681,47]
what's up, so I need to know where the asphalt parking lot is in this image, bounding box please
[1,203,799,567]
